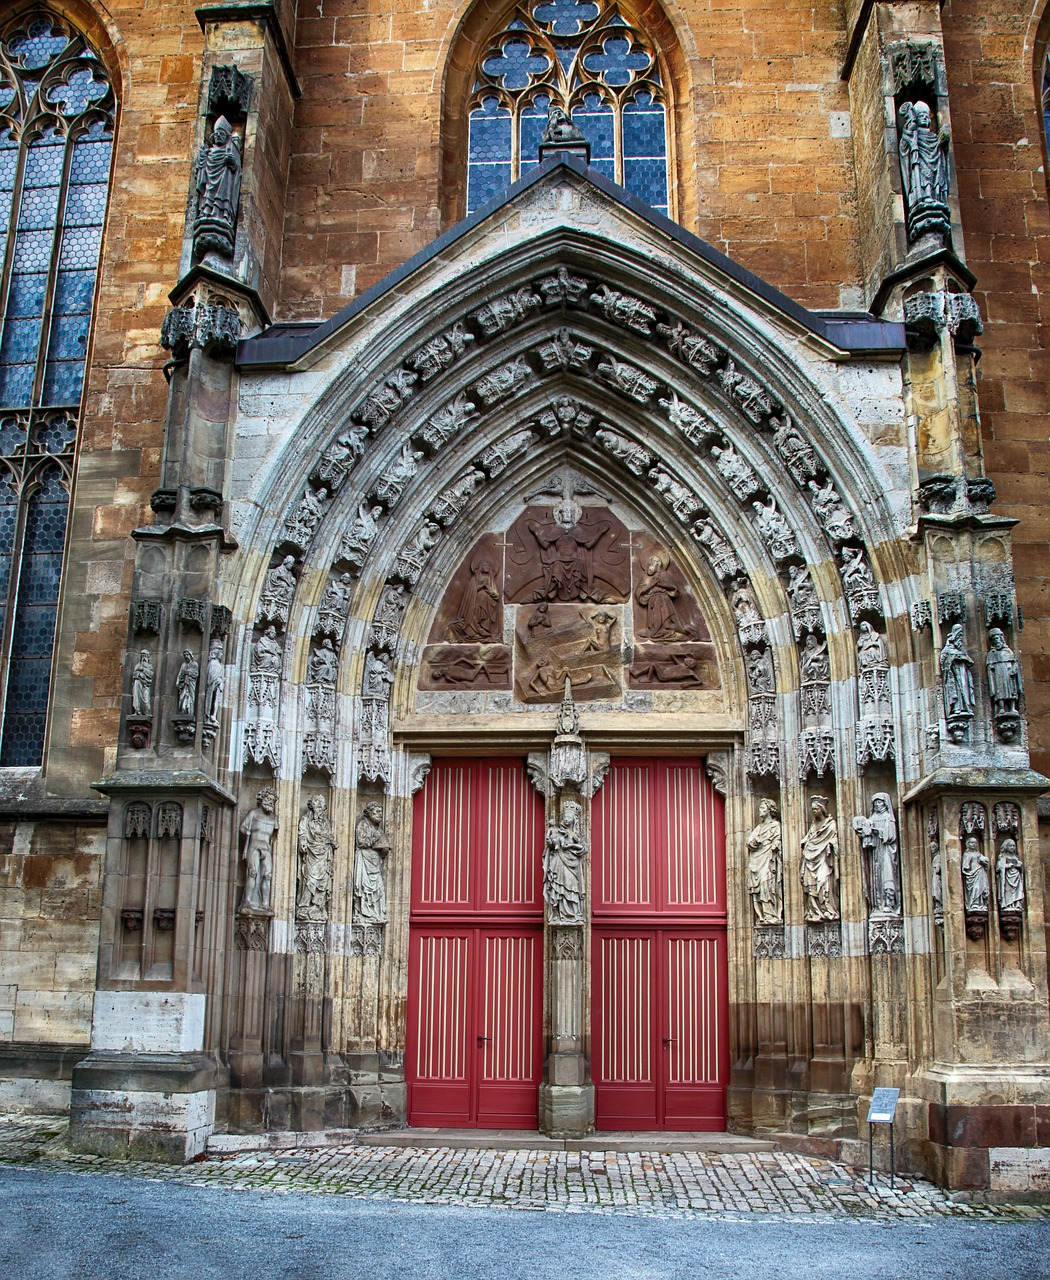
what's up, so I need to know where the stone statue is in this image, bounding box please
[296,795,337,922]
[897,100,951,241]
[316,572,353,637]
[636,549,690,640]
[986,627,1023,736]
[204,639,224,724]
[175,649,199,717]
[315,428,367,489]
[840,545,876,593]
[308,638,338,687]
[239,787,278,915]
[747,646,775,693]
[800,795,839,923]
[542,103,586,145]
[447,555,500,642]
[131,648,154,717]
[786,564,819,610]
[284,486,327,548]
[852,793,901,916]
[996,837,1025,914]
[800,633,829,683]
[746,798,783,925]
[353,800,390,924]
[258,555,297,627]
[193,115,242,257]
[930,836,944,923]
[961,835,989,913]
[252,625,282,675]
[543,799,587,925]
[807,479,855,541]
[362,650,395,700]
[940,623,975,733]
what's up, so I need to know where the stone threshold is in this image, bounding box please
[207,1128,777,1155]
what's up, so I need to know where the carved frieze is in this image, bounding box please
[409,321,475,381]
[840,546,881,621]
[753,925,786,959]
[236,916,270,951]
[538,267,589,306]
[371,582,409,653]
[534,328,593,373]
[430,467,487,527]
[207,64,252,119]
[656,320,721,377]
[595,426,652,471]
[910,600,933,632]
[807,922,842,958]
[374,443,424,508]
[771,416,820,486]
[312,427,368,491]
[712,442,760,502]
[595,354,658,403]
[477,428,536,476]
[283,486,328,552]
[590,285,655,335]
[420,644,511,690]
[717,358,776,423]
[786,565,822,638]
[504,505,629,604]
[394,521,442,586]
[752,496,798,562]
[649,467,701,523]
[516,604,622,703]
[419,392,479,452]
[355,368,417,430]
[659,391,718,447]
[351,924,384,957]
[257,556,297,629]
[472,286,541,336]
[868,917,905,956]
[133,599,164,635]
[691,518,742,582]
[341,500,384,573]
[475,355,534,406]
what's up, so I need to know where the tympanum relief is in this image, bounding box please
[418,514,718,703]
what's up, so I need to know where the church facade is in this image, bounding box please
[1,0,1050,1192]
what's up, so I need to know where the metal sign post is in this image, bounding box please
[866,1087,900,1189]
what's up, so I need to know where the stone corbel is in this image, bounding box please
[904,292,983,347]
[161,303,241,360]
[207,65,252,121]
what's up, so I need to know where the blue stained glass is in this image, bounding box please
[624,156,668,210]
[0,364,34,407]
[467,162,512,211]
[0,83,13,112]
[42,360,83,406]
[12,230,56,273]
[0,421,26,454]
[52,271,95,315]
[0,479,16,623]
[58,222,102,270]
[11,603,58,656]
[572,97,614,158]
[6,274,47,319]
[35,417,76,453]
[532,0,599,35]
[17,183,62,231]
[468,100,513,210]
[0,132,17,186]
[0,318,43,364]
[69,138,112,184]
[483,39,551,91]
[48,313,89,359]
[583,35,650,87]
[1,469,68,767]
[623,101,667,159]
[23,136,65,188]
[63,182,107,225]
[46,68,108,116]
[520,98,550,172]
[7,20,68,71]
[553,43,577,74]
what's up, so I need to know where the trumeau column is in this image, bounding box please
[531,683,608,1138]
[70,7,297,1162]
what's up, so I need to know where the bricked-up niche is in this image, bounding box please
[0,11,117,766]
[450,0,679,220]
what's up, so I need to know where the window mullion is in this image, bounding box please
[32,120,72,408]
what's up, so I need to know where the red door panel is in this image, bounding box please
[592,758,728,1131]
[408,758,544,1129]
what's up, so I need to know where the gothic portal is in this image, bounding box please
[3,0,1050,1196]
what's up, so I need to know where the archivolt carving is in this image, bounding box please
[239,255,909,796]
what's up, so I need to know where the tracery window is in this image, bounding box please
[0,13,115,766]
[466,0,669,215]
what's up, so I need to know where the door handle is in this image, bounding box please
[477,1035,492,1047]
[662,1037,677,1047]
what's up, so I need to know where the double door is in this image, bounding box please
[406,759,545,1128]
[591,759,728,1130]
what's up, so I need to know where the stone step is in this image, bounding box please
[208,1127,778,1156]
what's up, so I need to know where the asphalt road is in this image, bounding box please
[2,1166,1049,1280]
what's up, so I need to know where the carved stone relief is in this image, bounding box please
[312,426,368,491]
[420,645,512,690]
[504,505,629,604]
[516,604,622,703]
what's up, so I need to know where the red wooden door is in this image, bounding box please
[407,759,545,1128]
[591,759,728,1130]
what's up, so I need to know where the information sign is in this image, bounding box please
[867,1087,900,1125]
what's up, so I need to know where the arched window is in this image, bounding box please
[0,12,115,766]
[466,0,669,215]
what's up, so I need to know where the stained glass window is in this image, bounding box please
[466,0,669,215]
[0,12,115,766]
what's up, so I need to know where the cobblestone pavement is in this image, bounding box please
[1,1115,1047,1224]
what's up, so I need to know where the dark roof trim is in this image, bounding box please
[237,154,905,368]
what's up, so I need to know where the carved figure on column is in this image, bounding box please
[258,555,297,628]
[193,115,242,258]
[857,622,890,714]
[315,572,353,640]
[897,100,951,243]
[961,834,990,939]
[131,648,154,717]
[284,487,327,550]
[314,428,367,490]
[204,639,224,724]
[940,623,975,740]
[800,795,839,923]
[930,835,944,927]
[239,787,278,915]
[996,837,1025,940]
[986,627,1023,740]
[752,496,798,561]
[542,102,586,145]
[353,800,390,924]
[296,795,336,922]
[250,625,282,708]
[747,799,783,925]
[543,799,587,925]
[175,650,199,716]
[852,794,901,916]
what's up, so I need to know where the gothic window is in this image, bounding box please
[0,13,115,766]
[466,0,669,215]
